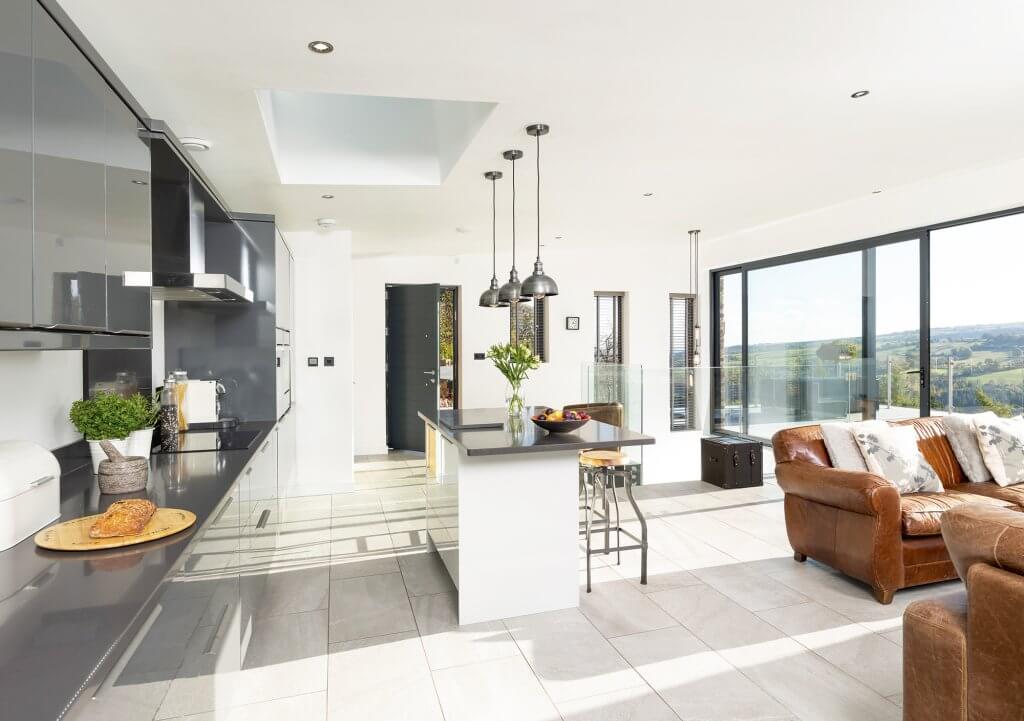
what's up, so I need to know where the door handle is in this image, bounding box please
[423,370,436,375]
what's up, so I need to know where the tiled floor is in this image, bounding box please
[177,453,963,721]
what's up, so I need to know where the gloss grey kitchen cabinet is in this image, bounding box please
[32,1,109,331]
[0,0,34,328]
[104,86,152,333]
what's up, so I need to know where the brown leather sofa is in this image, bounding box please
[772,417,1024,603]
[903,504,1024,721]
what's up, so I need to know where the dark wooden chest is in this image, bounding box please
[701,435,764,489]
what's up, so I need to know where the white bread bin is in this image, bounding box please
[0,441,61,552]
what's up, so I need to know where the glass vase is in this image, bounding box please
[505,381,526,419]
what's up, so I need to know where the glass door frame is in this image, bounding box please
[712,202,1024,438]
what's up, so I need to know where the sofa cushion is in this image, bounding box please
[900,489,1014,537]
[856,425,945,495]
[821,420,889,471]
[947,481,1024,509]
[943,412,997,483]
[895,417,968,488]
[976,416,1024,486]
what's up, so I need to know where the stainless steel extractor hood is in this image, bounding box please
[142,137,255,303]
[123,271,254,302]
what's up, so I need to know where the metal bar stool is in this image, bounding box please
[580,450,647,592]
[566,402,648,594]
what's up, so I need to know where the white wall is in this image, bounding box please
[0,352,83,450]
[284,230,354,495]
[351,245,703,482]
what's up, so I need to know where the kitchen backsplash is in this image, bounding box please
[0,351,83,449]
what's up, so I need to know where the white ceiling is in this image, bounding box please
[60,0,1024,256]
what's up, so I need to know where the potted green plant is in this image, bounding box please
[70,392,160,473]
[487,342,540,418]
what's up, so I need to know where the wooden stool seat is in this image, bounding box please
[580,449,630,467]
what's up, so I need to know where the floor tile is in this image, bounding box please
[174,691,327,721]
[245,565,329,618]
[237,610,328,705]
[694,566,809,612]
[328,631,443,721]
[503,608,644,703]
[410,592,520,670]
[431,655,560,721]
[757,602,903,697]
[648,585,785,651]
[580,568,679,638]
[555,686,681,721]
[399,550,456,596]
[328,552,400,580]
[329,572,416,643]
[719,637,900,721]
[610,626,791,721]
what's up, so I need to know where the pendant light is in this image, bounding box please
[689,229,702,366]
[498,149,531,305]
[520,124,558,299]
[478,171,507,308]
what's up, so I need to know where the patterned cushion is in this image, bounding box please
[855,425,945,494]
[900,489,1015,536]
[943,412,996,483]
[976,416,1024,486]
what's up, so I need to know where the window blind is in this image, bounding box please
[594,293,624,364]
[510,299,547,362]
[670,293,696,431]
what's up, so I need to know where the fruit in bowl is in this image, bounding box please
[531,407,590,433]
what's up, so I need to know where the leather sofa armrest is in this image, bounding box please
[941,504,1024,580]
[775,459,900,516]
[903,594,968,721]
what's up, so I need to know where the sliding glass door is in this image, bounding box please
[930,214,1024,416]
[713,206,1024,439]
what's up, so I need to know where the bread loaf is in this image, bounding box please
[89,499,157,538]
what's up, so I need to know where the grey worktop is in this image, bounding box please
[420,407,655,456]
[0,421,274,721]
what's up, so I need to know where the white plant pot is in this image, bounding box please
[128,427,155,459]
[87,429,154,474]
[88,438,129,474]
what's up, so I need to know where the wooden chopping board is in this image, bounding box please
[34,508,197,551]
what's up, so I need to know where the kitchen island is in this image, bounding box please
[420,407,654,624]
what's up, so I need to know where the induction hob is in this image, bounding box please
[156,429,261,453]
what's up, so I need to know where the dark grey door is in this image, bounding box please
[386,284,440,452]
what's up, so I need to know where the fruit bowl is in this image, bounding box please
[531,409,590,434]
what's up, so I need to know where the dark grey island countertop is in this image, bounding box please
[0,421,274,721]
[419,407,654,456]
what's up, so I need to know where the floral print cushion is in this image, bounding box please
[976,416,1024,487]
[855,425,945,494]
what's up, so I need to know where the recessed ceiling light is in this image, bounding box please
[554,235,563,240]
[131,179,148,185]
[872,189,883,194]
[321,193,334,199]
[308,40,334,54]
[179,137,211,152]
[643,192,654,197]
[455,226,471,234]
[850,90,870,99]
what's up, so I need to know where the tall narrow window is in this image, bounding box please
[595,293,624,363]
[510,299,547,361]
[670,294,696,430]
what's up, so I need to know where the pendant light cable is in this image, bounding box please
[535,130,541,262]
[492,175,497,279]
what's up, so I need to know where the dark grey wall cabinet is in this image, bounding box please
[33,1,109,330]
[0,0,34,328]
[0,1,151,345]
[104,86,152,333]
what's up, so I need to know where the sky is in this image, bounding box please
[722,212,1024,348]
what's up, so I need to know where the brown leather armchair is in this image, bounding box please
[903,505,1024,721]
[773,418,1018,604]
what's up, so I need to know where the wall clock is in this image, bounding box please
[565,316,580,330]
